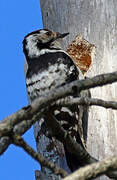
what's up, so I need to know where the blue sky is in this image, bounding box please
[0,0,42,179]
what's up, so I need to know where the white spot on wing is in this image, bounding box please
[26,61,72,98]
[39,30,48,34]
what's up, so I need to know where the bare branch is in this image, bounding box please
[12,134,68,178]
[1,71,117,139]
[63,156,117,180]
[45,113,117,179]
[0,136,11,154]
[0,71,117,177]
[35,170,49,180]
[0,106,44,138]
[56,97,117,110]
[45,113,97,164]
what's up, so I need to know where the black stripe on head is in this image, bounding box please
[22,29,45,57]
[22,29,53,51]
[24,29,51,39]
[24,30,40,38]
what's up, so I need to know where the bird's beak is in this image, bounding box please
[55,32,69,40]
[57,32,69,38]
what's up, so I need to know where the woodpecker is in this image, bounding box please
[23,29,85,172]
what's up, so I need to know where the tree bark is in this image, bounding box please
[38,1,117,179]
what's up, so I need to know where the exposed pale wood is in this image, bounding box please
[67,34,96,74]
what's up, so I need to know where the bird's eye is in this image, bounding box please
[46,31,51,36]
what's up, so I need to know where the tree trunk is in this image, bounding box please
[36,1,117,179]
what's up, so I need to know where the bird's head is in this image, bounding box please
[23,29,69,58]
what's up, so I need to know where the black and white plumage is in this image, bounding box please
[23,29,85,172]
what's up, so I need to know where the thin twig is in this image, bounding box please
[0,71,117,178]
[56,97,117,110]
[1,71,117,139]
[45,113,117,179]
[0,136,11,154]
[63,156,117,180]
[12,134,68,178]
